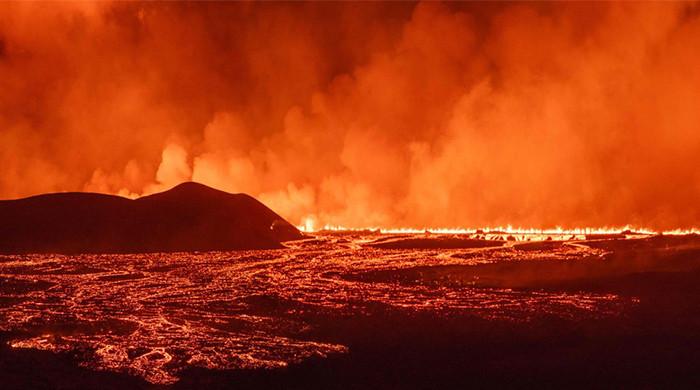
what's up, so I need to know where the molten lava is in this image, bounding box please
[297,221,698,240]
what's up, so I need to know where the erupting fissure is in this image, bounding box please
[297,220,699,239]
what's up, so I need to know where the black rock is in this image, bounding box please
[0,182,303,254]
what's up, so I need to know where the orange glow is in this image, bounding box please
[297,221,699,239]
[3,3,700,385]
[1,2,699,230]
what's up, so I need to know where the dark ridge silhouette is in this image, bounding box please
[0,182,304,254]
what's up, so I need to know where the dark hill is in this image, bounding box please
[0,182,304,254]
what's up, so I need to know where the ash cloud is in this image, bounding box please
[0,2,698,229]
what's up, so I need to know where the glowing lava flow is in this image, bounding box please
[0,234,634,384]
[296,220,699,239]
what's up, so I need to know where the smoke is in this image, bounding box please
[1,2,699,229]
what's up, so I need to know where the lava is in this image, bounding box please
[0,233,635,384]
[296,222,697,239]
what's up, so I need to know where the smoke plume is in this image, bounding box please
[1,2,699,229]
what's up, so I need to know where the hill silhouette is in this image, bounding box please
[0,182,303,254]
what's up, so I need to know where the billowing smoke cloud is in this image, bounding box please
[1,2,699,229]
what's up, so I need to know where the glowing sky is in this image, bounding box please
[1,2,699,229]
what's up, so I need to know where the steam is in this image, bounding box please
[1,2,699,229]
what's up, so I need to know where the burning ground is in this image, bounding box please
[2,233,700,388]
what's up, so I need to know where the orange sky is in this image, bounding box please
[0,2,699,229]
